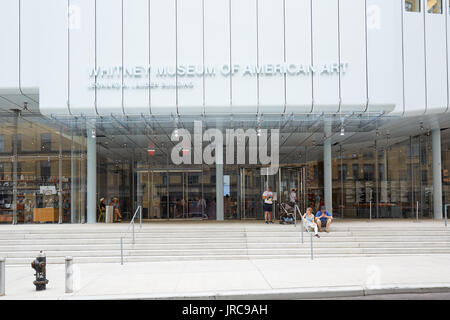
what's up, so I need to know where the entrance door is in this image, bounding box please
[139,169,204,220]
[141,171,168,219]
[240,168,264,220]
[279,167,307,214]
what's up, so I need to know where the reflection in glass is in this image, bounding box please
[427,0,442,13]
[405,0,421,12]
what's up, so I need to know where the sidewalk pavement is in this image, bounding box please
[1,255,450,300]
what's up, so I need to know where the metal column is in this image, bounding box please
[216,139,224,221]
[86,125,97,224]
[324,138,332,214]
[432,129,443,219]
[12,110,19,225]
[71,128,77,223]
[58,128,63,224]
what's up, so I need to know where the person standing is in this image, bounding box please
[315,193,321,212]
[112,197,122,222]
[289,189,297,207]
[262,186,274,224]
[197,195,207,219]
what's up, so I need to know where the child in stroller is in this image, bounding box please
[279,202,295,224]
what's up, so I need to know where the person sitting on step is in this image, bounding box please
[315,206,333,233]
[303,207,320,238]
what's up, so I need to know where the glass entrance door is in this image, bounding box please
[278,167,308,212]
[240,168,264,220]
[141,170,167,219]
[139,169,204,220]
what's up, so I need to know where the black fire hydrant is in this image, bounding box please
[31,251,49,291]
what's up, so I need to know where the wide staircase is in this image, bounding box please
[1,220,450,265]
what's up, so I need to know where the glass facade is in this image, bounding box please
[427,0,443,13]
[443,130,450,213]
[0,114,86,224]
[332,134,436,219]
[406,0,421,12]
[0,113,449,224]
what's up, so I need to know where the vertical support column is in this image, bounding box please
[132,151,136,214]
[410,137,415,219]
[86,125,97,224]
[381,147,388,217]
[339,144,344,218]
[374,140,379,219]
[58,128,63,224]
[216,139,224,221]
[71,129,77,224]
[432,129,443,219]
[148,172,151,219]
[136,165,142,210]
[12,110,19,225]
[324,138,332,214]
[80,143,85,224]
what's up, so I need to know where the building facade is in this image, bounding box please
[0,0,450,223]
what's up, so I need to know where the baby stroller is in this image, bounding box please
[278,202,296,224]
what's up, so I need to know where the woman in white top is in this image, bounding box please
[303,207,320,238]
[262,186,274,224]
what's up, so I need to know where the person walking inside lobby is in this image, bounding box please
[262,186,274,224]
[289,189,297,207]
[315,206,332,233]
[303,208,320,238]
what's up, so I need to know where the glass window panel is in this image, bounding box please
[363,164,375,181]
[40,160,51,180]
[12,134,22,153]
[338,164,347,182]
[352,164,359,180]
[40,133,51,152]
[427,0,442,13]
[406,0,421,12]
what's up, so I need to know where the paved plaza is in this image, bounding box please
[1,254,450,300]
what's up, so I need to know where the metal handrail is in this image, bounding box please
[445,204,449,227]
[295,206,304,242]
[294,204,303,227]
[297,207,314,260]
[416,201,419,222]
[120,206,142,265]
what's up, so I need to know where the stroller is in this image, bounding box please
[278,202,296,224]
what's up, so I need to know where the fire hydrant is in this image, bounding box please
[31,251,49,291]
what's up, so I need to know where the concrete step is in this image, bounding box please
[1,240,450,252]
[1,230,450,241]
[5,252,449,265]
[2,235,450,246]
[1,222,449,265]
[2,237,450,248]
[2,246,450,259]
[0,223,447,231]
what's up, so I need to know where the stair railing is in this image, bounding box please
[445,204,449,228]
[295,206,314,260]
[120,206,142,265]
